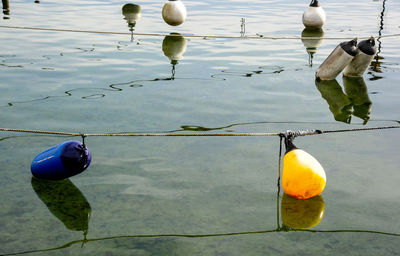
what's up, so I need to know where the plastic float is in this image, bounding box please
[343,37,377,77]
[31,141,91,180]
[282,134,326,199]
[162,0,187,26]
[302,0,326,28]
[316,38,358,81]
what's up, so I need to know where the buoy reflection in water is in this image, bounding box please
[31,177,91,234]
[281,193,325,229]
[2,0,10,19]
[162,33,187,79]
[122,3,141,41]
[301,27,324,67]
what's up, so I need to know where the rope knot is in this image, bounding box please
[285,129,322,139]
[80,133,87,148]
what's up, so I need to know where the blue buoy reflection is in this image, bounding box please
[31,177,91,234]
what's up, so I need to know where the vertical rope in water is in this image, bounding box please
[372,0,386,71]
[277,134,284,196]
[276,134,284,229]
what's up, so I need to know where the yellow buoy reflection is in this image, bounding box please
[281,193,325,229]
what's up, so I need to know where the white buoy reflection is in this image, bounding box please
[301,27,324,67]
[162,33,187,80]
[122,3,142,42]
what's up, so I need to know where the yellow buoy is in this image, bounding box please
[281,193,325,229]
[282,135,326,199]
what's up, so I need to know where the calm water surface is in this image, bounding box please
[1,0,400,255]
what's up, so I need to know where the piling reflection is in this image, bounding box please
[2,0,10,19]
[31,177,91,235]
[316,78,372,124]
[316,79,352,123]
[122,3,141,42]
[343,76,372,124]
[301,27,324,67]
[162,33,187,80]
[281,194,325,229]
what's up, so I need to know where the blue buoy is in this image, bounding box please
[31,141,91,180]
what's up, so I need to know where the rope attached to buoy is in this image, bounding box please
[1,25,400,40]
[0,125,399,138]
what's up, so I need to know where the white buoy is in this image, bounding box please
[301,28,325,67]
[302,0,326,28]
[162,0,187,26]
[343,37,377,77]
[316,38,358,81]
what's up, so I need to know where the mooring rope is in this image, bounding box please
[1,25,400,40]
[0,126,399,138]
